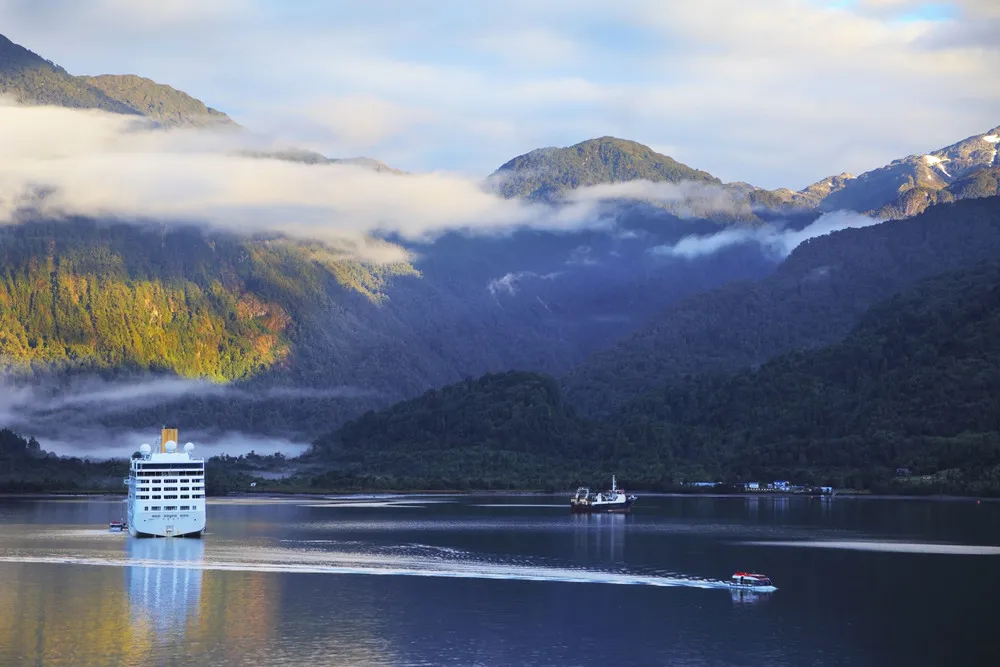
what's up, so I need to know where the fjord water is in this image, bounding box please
[0,495,997,666]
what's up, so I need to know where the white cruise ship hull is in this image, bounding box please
[128,509,205,538]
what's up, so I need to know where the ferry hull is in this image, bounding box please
[570,499,636,514]
[728,583,777,593]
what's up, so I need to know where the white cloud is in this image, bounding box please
[651,211,881,259]
[475,28,581,66]
[0,1,996,189]
[2,100,895,264]
[0,102,540,257]
[299,95,435,150]
[1,102,713,261]
[0,373,366,458]
[486,270,561,298]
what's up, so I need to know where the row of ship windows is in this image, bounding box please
[136,494,204,500]
[144,505,194,511]
[135,468,205,477]
[135,479,203,484]
[135,486,204,491]
[133,471,204,477]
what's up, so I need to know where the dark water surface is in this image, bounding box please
[0,494,998,666]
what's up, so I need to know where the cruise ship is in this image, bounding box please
[124,428,206,538]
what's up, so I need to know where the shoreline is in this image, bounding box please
[1,489,994,502]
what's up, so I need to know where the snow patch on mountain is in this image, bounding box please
[922,154,950,178]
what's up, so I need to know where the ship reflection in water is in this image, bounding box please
[126,538,205,635]
[730,587,773,606]
[572,512,626,563]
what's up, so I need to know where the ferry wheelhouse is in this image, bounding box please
[728,572,776,591]
[124,428,206,538]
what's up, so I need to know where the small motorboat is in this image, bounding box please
[728,572,777,592]
[109,520,125,532]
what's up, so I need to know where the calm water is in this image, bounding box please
[0,493,998,666]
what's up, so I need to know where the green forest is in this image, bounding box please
[490,136,721,200]
[562,196,1000,415]
[5,217,1000,497]
[0,220,416,380]
[0,429,127,493]
[295,259,1000,495]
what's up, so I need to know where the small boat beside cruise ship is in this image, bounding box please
[570,475,637,513]
[728,572,777,592]
[123,427,206,538]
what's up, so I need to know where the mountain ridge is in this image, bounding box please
[561,195,1000,415]
[4,31,996,219]
[487,136,721,200]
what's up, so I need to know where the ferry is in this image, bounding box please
[123,427,206,538]
[570,475,637,513]
[728,572,777,592]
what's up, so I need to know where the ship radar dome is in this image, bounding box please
[139,444,152,455]
[165,440,177,453]
[184,442,195,453]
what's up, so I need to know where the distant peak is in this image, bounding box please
[489,135,719,199]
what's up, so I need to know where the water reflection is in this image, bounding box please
[0,549,136,666]
[571,512,626,563]
[730,588,772,606]
[126,538,205,636]
[744,495,791,519]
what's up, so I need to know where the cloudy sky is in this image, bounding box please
[1,0,998,189]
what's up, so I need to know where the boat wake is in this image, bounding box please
[0,545,731,589]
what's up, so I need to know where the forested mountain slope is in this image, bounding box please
[563,196,1000,414]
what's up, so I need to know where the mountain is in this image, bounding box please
[0,212,777,441]
[302,258,1000,494]
[487,137,721,201]
[562,195,1000,415]
[611,259,1000,493]
[485,128,1000,226]
[722,128,1000,220]
[309,371,604,490]
[802,128,1000,218]
[79,74,235,127]
[1,34,236,128]
[823,127,1000,215]
[4,28,1000,477]
[0,34,135,113]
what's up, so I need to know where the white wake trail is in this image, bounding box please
[0,552,730,589]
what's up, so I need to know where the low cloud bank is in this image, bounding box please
[0,102,571,260]
[0,102,787,263]
[650,211,880,259]
[35,427,313,461]
[0,374,372,458]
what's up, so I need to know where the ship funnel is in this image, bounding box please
[160,427,178,453]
